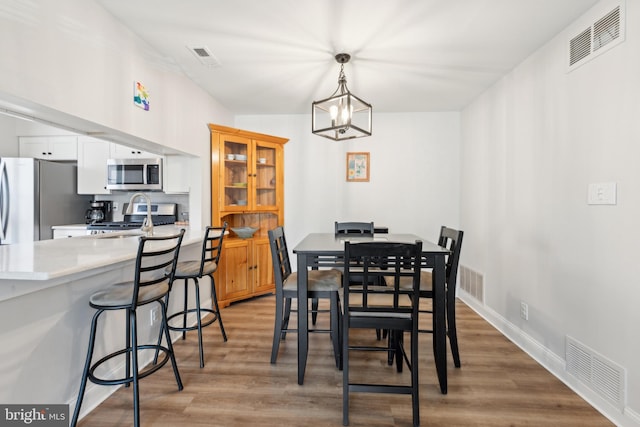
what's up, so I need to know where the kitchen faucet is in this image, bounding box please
[126,192,153,235]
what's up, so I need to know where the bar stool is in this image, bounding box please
[166,224,228,368]
[71,229,185,427]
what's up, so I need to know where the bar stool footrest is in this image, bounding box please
[87,344,172,387]
[167,308,219,332]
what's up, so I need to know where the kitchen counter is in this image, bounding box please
[0,225,202,280]
[0,225,210,411]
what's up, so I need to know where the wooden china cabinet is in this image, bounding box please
[208,124,288,307]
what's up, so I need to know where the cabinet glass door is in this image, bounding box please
[254,141,279,211]
[222,136,250,211]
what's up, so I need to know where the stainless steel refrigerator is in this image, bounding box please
[0,157,91,244]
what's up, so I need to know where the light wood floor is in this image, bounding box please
[77,295,613,427]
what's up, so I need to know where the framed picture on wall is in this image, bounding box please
[346,152,370,182]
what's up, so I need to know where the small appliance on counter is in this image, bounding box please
[86,203,177,234]
[85,200,113,224]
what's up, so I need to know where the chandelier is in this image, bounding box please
[312,53,372,141]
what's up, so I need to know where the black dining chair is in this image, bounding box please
[341,240,422,427]
[71,230,185,427]
[268,226,342,368]
[386,226,464,367]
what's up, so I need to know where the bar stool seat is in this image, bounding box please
[166,224,228,368]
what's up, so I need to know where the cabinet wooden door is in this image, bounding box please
[217,239,251,303]
[253,238,274,294]
[253,140,281,212]
[218,134,252,211]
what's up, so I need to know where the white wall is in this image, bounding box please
[235,112,461,250]
[0,0,234,228]
[460,0,640,425]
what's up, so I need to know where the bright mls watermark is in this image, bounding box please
[0,405,67,426]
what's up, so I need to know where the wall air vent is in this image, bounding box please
[459,265,484,303]
[566,336,626,411]
[567,3,624,71]
[593,6,620,51]
[187,45,221,67]
[569,28,591,66]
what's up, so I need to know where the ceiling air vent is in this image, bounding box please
[567,3,624,71]
[187,45,221,67]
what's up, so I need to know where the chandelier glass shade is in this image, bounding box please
[312,53,372,141]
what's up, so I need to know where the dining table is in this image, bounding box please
[292,232,450,394]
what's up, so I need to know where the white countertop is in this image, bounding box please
[0,225,206,281]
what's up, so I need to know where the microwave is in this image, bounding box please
[106,158,163,191]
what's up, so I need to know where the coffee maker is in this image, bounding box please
[85,200,113,224]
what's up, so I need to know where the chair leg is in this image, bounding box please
[129,309,140,427]
[271,294,285,364]
[342,310,350,426]
[281,297,292,340]
[394,331,403,373]
[311,297,319,325]
[153,295,169,365]
[209,274,227,341]
[330,292,340,369]
[70,309,102,427]
[160,298,183,390]
[181,279,189,340]
[194,278,205,368]
[125,308,131,388]
[411,329,420,427]
[447,295,461,368]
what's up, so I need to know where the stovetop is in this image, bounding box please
[87,202,177,230]
[87,218,176,230]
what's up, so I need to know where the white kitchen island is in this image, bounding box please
[0,226,208,419]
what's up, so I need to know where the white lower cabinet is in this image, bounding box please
[52,226,90,239]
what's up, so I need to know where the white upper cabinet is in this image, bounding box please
[163,154,190,194]
[19,136,78,160]
[109,142,158,159]
[77,136,111,195]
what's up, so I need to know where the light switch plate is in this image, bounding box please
[587,182,617,205]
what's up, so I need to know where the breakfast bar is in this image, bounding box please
[0,226,207,413]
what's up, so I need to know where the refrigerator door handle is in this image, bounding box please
[0,159,8,241]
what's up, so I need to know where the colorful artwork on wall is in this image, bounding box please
[133,81,149,110]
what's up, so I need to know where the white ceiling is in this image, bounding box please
[95,0,599,115]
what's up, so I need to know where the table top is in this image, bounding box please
[293,232,448,255]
